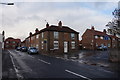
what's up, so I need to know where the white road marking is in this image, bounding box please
[38,59,51,64]
[28,55,34,59]
[65,69,92,80]
[99,68,114,73]
[8,50,24,79]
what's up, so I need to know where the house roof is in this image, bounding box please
[87,29,107,36]
[5,37,21,42]
[82,27,120,40]
[26,23,79,39]
[39,25,79,34]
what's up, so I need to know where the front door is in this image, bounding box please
[64,41,68,53]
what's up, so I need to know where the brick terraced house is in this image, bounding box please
[4,37,21,49]
[81,26,119,50]
[24,21,79,54]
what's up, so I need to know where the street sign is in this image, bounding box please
[104,35,109,40]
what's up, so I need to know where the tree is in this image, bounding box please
[106,2,120,62]
[106,2,120,37]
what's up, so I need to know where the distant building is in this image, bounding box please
[24,21,79,54]
[4,37,21,49]
[81,26,119,50]
[0,34,2,51]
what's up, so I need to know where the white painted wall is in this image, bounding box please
[0,34,4,50]
[0,34,2,43]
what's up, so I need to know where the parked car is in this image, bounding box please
[16,47,21,51]
[27,47,38,54]
[21,47,28,52]
[97,46,107,50]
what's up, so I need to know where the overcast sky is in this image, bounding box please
[0,0,119,41]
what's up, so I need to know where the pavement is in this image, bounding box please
[49,50,120,72]
[2,49,120,79]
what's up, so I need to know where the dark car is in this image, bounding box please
[97,46,107,51]
[21,47,28,52]
[16,47,21,51]
[27,47,38,54]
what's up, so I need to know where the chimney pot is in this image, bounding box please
[46,22,49,28]
[35,28,39,33]
[103,29,106,33]
[2,31,5,36]
[29,32,32,36]
[58,21,62,27]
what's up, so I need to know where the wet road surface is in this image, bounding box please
[2,49,120,79]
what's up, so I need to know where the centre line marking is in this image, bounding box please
[38,59,51,64]
[65,69,92,80]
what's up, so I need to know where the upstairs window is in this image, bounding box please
[12,41,15,43]
[6,41,9,43]
[54,41,59,49]
[42,32,44,38]
[54,32,59,39]
[100,36,103,39]
[71,33,75,39]
[95,35,98,39]
[36,35,39,39]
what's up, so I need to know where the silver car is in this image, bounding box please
[27,47,38,54]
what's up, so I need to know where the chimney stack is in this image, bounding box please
[103,29,106,33]
[58,21,62,27]
[29,32,32,36]
[2,31,4,36]
[91,26,95,30]
[46,22,49,28]
[35,28,39,33]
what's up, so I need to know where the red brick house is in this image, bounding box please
[4,37,21,49]
[25,21,79,54]
[81,26,111,50]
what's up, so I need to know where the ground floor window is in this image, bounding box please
[54,41,59,49]
[71,41,75,49]
[36,44,39,49]
[108,44,110,47]
[41,41,44,49]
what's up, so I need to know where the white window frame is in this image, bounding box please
[100,36,103,39]
[54,32,59,39]
[12,41,15,43]
[96,43,98,46]
[42,32,44,38]
[54,41,59,49]
[71,33,75,39]
[71,41,75,49]
[41,41,44,49]
[95,35,98,39]
[6,41,9,43]
[36,44,39,49]
[36,35,39,39]
[108,44,110,47]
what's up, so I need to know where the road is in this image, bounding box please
[2,49,119,79]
